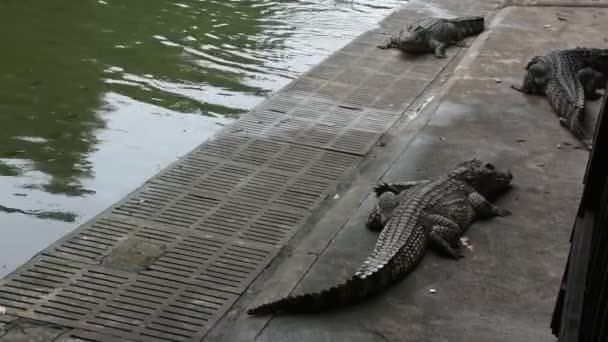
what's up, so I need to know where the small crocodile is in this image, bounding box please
[378,16,485,58]
[512,47,608,149]
[247,159,512,315]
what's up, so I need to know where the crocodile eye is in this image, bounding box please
[485,163,495,170]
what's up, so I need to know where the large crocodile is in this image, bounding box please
[377,16,485,58]
[512,47,608,150]
[247,159,512,315]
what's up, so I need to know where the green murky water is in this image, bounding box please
[0,0,406,276]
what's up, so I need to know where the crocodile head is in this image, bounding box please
[450,159,513,198]
[528,63,551,87]
[397,28,426,51]
[522,57,551,91]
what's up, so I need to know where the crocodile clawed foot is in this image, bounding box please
[494,207,511,217]
[454,248,465,260]
[373,182,392,196]
[510,84,524,93]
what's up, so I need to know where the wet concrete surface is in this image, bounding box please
[214,5,608,342]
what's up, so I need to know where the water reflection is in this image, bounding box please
[0,0,405,276]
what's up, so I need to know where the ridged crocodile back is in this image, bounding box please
[356,177,463,277]
[406,17,444,34]
[247,176,467,315]
[447,16,485,37]
[545,51,585,119]
[565,47,608,74]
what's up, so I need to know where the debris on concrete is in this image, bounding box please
[0,306,6,315]
[460,237,475,251]
[429,289,437,294]
[333,194,341,200]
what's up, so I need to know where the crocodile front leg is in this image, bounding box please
[373,180,430,196]
[377,36,396,49]
[467,192,511,218]
[426,214,463,259]
[430,39,447,58]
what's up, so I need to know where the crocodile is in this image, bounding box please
[511,47,608,150]
[377,16,485,58]
[247,159,512,316]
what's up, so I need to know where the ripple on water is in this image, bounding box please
[0,0,408,277]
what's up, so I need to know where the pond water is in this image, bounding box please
[0,0,406,277]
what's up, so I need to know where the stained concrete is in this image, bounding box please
[0,320,67,342]
[210,5,608,342]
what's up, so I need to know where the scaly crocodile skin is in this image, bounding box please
[247,159,512,315]
[513,48,608,149]
[378,16,485,58]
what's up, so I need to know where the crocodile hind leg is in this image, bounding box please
[366,192,399,231]
[426,214,463,259]
[429,227,463,259]
[451,27,468,48]
[373,180,430,196]
[578,68,604,100]
[560,117,593,150]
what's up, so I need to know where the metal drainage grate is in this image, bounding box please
[56,329,134,342]
[231,103,399,155]
[36,212,284,293]
[0,257,238,342]
[0,131,360,341]
[284,65,431,113]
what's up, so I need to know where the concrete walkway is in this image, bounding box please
[1,1,607,341]
[206,4,608,342]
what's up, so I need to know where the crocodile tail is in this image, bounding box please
[448,16,484,37]
[247,269,390,316]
